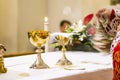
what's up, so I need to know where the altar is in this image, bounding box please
[0,51,112,80]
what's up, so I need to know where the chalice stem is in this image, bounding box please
[62,45,67,60]
[37,53,44,65]
[36,49,49,69]
[36,47,44,65]
[56,45,72,66]
[30,47,49,69]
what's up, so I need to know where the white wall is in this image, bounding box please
[48,0,110,32]
[0,0,47,53]
[81,0,110,21]
[0,0,18,53]
[48,0,82,32]
[18,0,48,53]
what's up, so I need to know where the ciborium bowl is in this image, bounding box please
[56,35,72,66]
[28,30,49,69]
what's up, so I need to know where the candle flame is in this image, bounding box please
[44,17,48,22]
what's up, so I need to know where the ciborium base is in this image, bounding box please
[56,58,72,66]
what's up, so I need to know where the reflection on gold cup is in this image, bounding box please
[28,30,49,69]
[56,35,72,66]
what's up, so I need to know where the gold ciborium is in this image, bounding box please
[56,35,72,66]
[28,30,49,69]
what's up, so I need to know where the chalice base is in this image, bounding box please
[56,58,72,66]
[30,60,49,69]
[0,67,7,73]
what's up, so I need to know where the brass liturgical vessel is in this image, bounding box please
[56,35,72,66]
[0,44,7,73]
[28,30,49,69]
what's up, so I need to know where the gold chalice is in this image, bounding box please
[56,35,72,66]
[28,30,49,69]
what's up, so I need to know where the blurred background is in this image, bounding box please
[0,0,119,54]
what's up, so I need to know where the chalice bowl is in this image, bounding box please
[28,30,49,69]
[56,35,72,66]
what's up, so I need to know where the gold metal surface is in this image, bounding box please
[0,44,7,73]
[56,35,72,66]
[28,30,49,69]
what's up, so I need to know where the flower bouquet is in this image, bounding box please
[65,14,98,52]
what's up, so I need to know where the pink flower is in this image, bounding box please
[87,27,96,36]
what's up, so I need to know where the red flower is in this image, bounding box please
[110,9,115,21]
[114,42,120,53]
[83,13,94,25]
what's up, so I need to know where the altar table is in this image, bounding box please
[0,51,113,80]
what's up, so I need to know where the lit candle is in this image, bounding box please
[44,17,48,31]
[44,17,49,53]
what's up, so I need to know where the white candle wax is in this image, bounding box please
[44,17,48,31]
[44,17,49,52]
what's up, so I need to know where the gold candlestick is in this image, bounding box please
[28,30,49,69]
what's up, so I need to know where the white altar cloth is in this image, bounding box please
[0,51,113,80]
